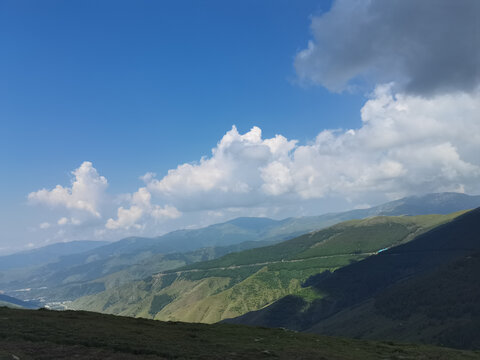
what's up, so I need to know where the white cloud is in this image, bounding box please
[57,217,81,226]
[57,217,68,225]
[106,187,181,230]
[146,126,297,211]
[28,161,107,217]
[39,222,51,230]
[26,89,480,241]
[106,205,143,230]
[142,87,480,212]
[151,205,181,220]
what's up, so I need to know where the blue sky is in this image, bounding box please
[2,0,362,193]
[2,0,479,253]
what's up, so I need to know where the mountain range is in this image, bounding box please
[2,192,479,307]
[70,211,464,323]
[0,240,109,271]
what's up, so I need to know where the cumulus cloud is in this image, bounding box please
[143,88,480,211]
[57,217,81,226]
[57,217,68,225]
[26,89,480,239]
[106,187,181,230]
[106,205,143,230]
[295,0,480,95]
[28,161,107,217]
[39,222,51,230]
[146,126,297,211]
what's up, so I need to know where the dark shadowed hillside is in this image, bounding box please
[309,251,480,349]
[226,208,480,349]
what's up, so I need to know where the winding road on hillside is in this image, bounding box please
[153,251,379,278]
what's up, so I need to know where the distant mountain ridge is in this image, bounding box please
[0,240,110,271]
[0,294,39,309]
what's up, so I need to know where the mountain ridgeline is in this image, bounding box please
[0,240,110,271]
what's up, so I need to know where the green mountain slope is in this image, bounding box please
[27,239,277,305]
[71,212,463,323]
[1,308,478,360]
[227,208,480,349]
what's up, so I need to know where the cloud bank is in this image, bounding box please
[295,0,480,95]
[143,87,480,213]
[28,88,480,237]
[28,161,108,217]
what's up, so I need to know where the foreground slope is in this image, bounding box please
[0,307,478,360]
[71,212,462,323]
[227,208,480,349]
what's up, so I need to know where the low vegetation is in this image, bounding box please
[0,307,478,359]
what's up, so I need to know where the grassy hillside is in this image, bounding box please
[71,212,463,323]
[227,208,480,349]
[0,308,478,360]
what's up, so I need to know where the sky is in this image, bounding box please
[1,0,480,254]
